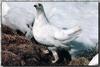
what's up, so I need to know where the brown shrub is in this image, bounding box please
[2,51,24,66]
[68,57,89,65]
[1,24,17,35]
[2,33,31,45]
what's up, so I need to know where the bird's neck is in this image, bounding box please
[35,9,49,26]
[36,9,47,19]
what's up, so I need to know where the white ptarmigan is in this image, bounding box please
[33,3,81,63]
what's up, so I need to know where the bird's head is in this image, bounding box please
[34,3,44,12]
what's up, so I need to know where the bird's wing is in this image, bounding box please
[54,25,81,41]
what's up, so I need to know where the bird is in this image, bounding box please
[32,3,81,63]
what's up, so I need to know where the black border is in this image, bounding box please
[1,1,99,67]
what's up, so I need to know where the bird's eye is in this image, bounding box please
[34,5,37,8]
[38,3,41,6]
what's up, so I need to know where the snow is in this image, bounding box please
[2,2,98,59]
[2,2,10,16]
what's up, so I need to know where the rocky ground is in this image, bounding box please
[1,24,90,66]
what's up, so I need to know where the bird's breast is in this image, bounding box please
[33,25,48,43]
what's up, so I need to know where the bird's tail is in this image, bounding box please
[66,25,81,36]
[62,25,81,43]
